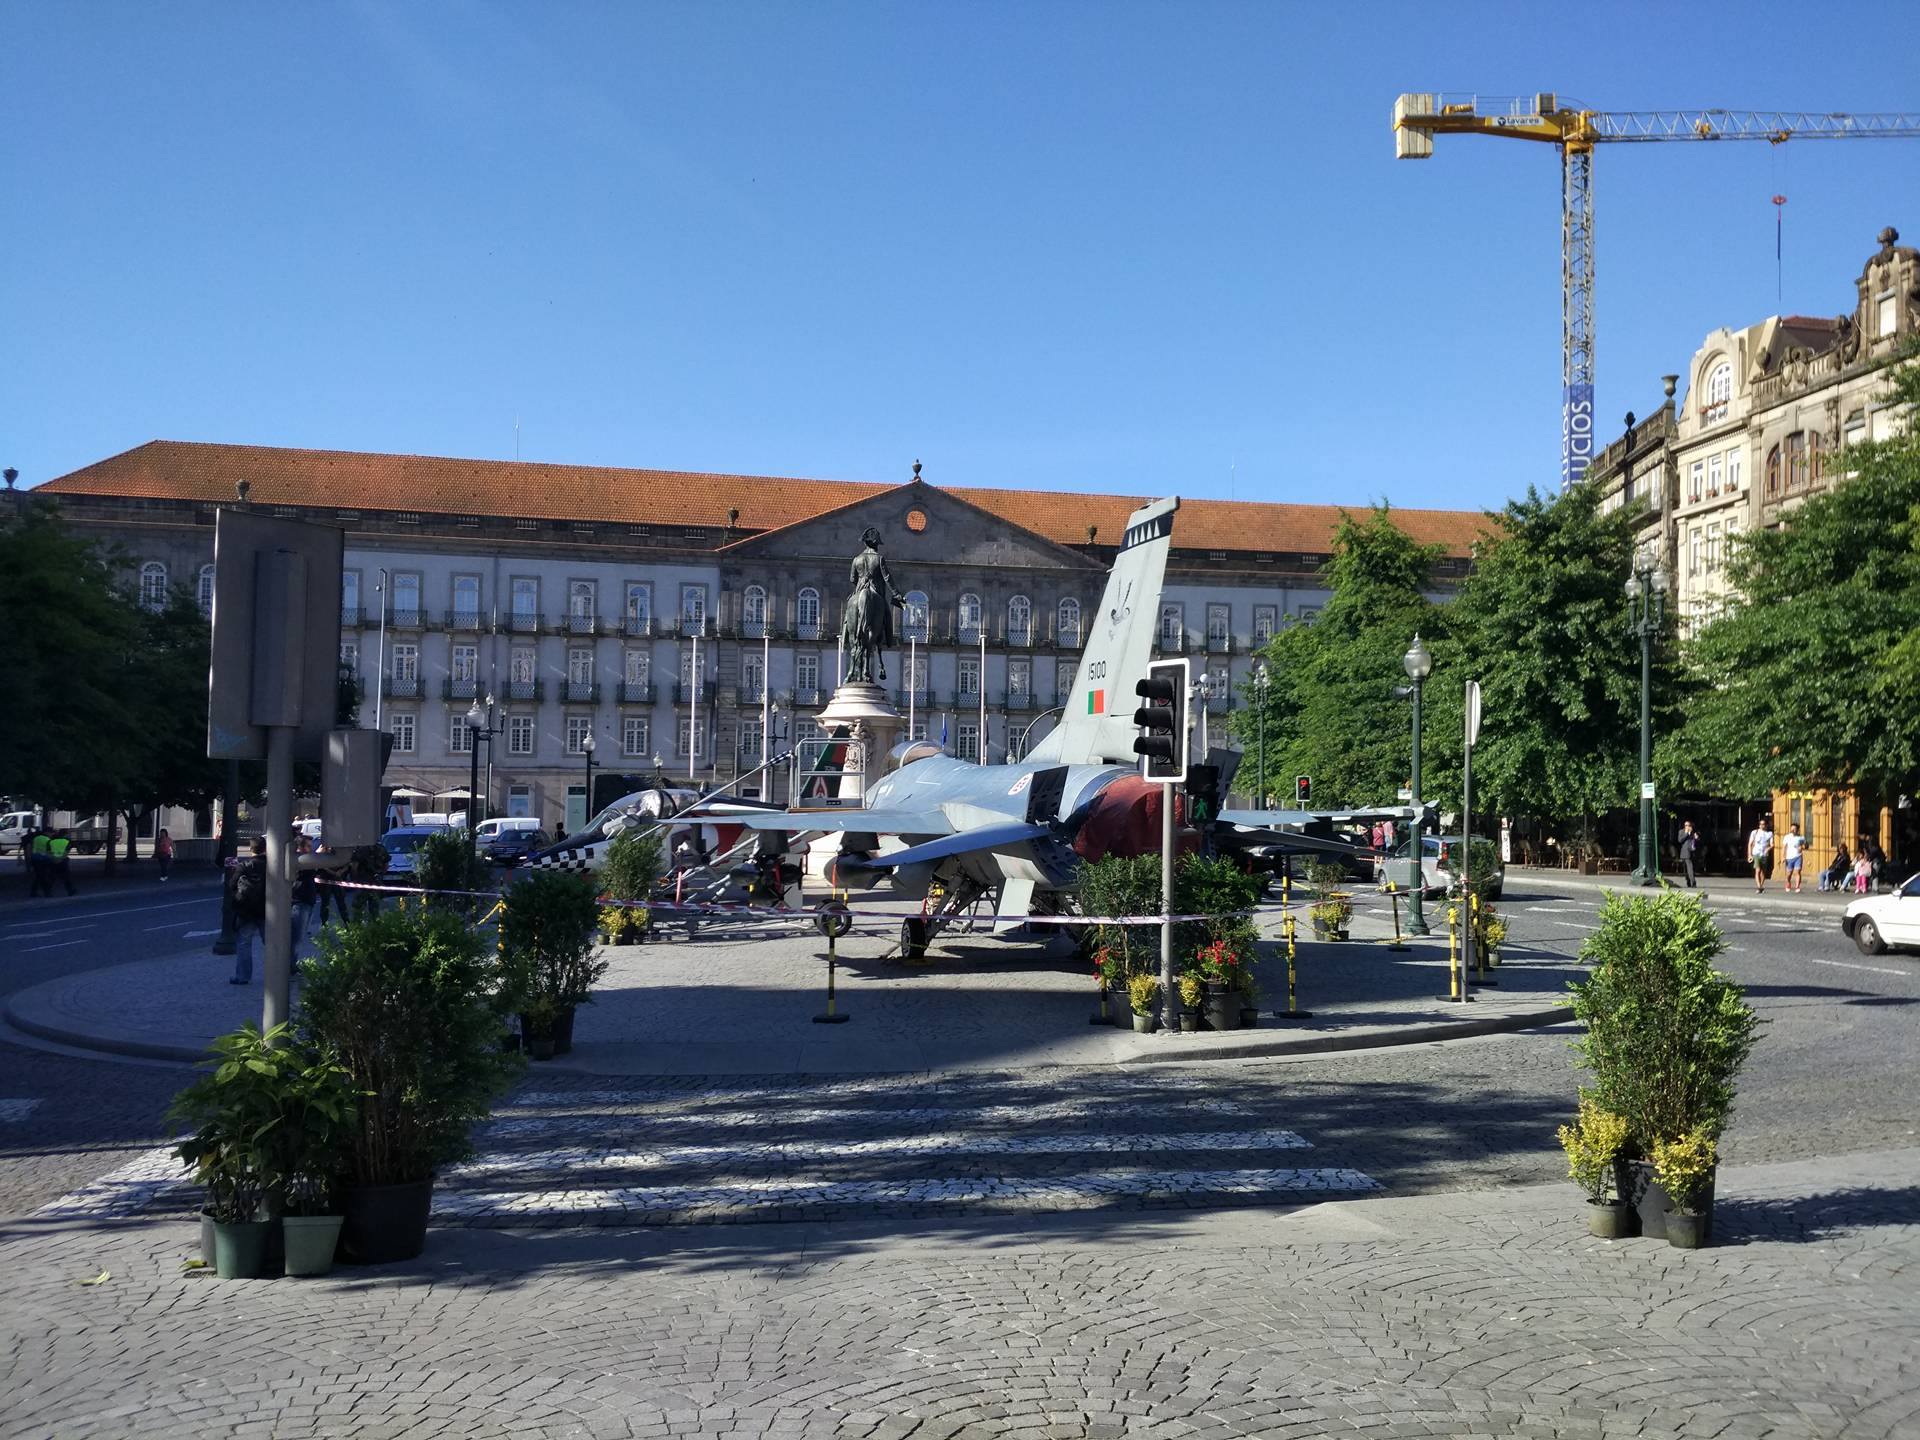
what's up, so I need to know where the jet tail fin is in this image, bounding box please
[1028,496,1179,767]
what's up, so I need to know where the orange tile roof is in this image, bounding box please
[37,440,1488,559]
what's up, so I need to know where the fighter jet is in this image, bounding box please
[666,495,1385,958]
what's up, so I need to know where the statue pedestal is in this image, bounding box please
[805,682,904,878]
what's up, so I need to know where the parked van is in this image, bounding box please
[474,817,541,844]
[0,811,38,855]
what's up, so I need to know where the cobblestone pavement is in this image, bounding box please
[5,1146,1917,1438]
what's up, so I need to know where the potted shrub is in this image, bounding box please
[1556,1094,1635,1239]
[1569,892,1762,1241]
[599,827,662,947]
[1194,938,1243,1030]
[409,828,496,913]
[1126,974,1159,1033]
[1480,907,1508,967]
[1309,894,1354,940]
[500,868,606,1055]
[1651,1127,1718,1249]
[274,1040,358,1278]
[298,908,521,1264]
[1090,945,1125,1025]
[169,1024,286,1279]
[1176,970,1203,1032]
[1237,968,1261,1028]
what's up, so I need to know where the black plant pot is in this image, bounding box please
[1626,1159,1714,1244]
[1203,984,1239,1031]
[554,1004,576,1055]
[340,1179,434,1265]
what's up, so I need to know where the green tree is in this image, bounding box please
[1231,507,1454,808]
[1448,483,1687,836]
[1682,358,1920,798]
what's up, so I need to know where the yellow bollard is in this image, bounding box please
[1438,902,1471,1002]
[1277,902,1311,1019]
[1385,880,1409,951]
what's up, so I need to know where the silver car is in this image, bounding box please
[1378,834,1505,899]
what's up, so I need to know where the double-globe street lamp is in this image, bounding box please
[1400,634,1433,936]
[582,730,598,829]
[1254,661,1269,806]
[462,695,504,856]
[1626,555,1670,886]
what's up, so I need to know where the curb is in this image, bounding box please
[1123,1002,1577,1065]
[2,999,207,1064]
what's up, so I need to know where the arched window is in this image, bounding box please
[197,563,216,618]
[903,590,928,642]
[1765,444,1781,498]
[797,586,821,638]
[958,592,983,640]
[1007,595,1032,645]
[743,584,768,637]
[1703,361,1733,423]
[139,561,168,611]
[1056,597,1081,645]
[742,650,765,700]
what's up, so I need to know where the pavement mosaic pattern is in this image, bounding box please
[4,1147,1916,1439]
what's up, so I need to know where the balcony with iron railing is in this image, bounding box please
[894,687,932,711]
[1052,625,1083,650]
[1155,628,1191,654]
[388,608,424,630]
[505,678,543,702]
[382,674,422,699]
[1207,631,1234,654]
[796,619,824,641]
[340,606,363,627]
[740,617,769,640]
[673,615,715,639]
[1205,694,1230,715]
[446,609,485,632]
[673,681,707,703]
[618,681,655,704]
[1005,689,1035,711]
[793,686,822,706]
[562,680,600,703]
[507,610,542,634]
[564,613,600,636]
[444,676,478,700]
[623,614,654,638]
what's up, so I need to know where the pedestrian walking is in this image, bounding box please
[314,843,353,925]
[1747,816,1775,894]
[155,827,174,881]
[291,836,319,960]
[1781,822,1807,892]
[27,826,53,898]
[229,836,267,985]
[1677,820,1701,888]
[48,828,77,896]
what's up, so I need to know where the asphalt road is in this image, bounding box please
[1,873,1915,1221]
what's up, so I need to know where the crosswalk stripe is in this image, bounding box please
[492,1098,1252,1133]
[449,1128,1311,1178]
[434,1167,1382,1219]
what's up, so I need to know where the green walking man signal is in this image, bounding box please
[1132,658,1190,783]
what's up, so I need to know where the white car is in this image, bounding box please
[1842,872,1920,955]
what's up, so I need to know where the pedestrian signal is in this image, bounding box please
[1295,774,1311,805]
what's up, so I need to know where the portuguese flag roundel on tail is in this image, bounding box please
[1087,688,1105,715]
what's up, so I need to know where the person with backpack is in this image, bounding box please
[229,836,268,985]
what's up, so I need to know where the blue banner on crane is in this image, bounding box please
[1562,383,1595,487]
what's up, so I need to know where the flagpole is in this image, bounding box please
[908,634,917,738]
[978,628,987,763]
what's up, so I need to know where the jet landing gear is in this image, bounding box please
[897,878,988,963]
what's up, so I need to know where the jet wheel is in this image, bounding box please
[815,901,853,939]
[901,916,930,960]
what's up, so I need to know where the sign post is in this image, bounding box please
[1133,659,1189,1033]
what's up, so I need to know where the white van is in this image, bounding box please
[0,811,38,855]
[474,817,541,844]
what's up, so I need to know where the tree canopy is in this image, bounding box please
[1680,358,1920,799]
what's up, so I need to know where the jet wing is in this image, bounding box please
[1218,805,1411,829]
[837,821,1049,871]
[711,807,954,837]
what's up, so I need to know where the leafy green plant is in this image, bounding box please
[599,825,662,903]
[1090,945,1125,992]
[499,868,606,1008]
[1309,895,1354,933]
[169,1024,295,1223]
[1126,973,1159,1016]
[1177,971,1204,1010]
[1077,854,1162,978]
[297,908,521,1185]
[1569,891,1764,1150]
[1303,859,1348,898]
[411,828,497,909]
[1440,837,1502,892]
[598,904,639,942]
[1651,1127,1718,1213]
[1556,1093,1631,1204]
[1174,851,1263,965]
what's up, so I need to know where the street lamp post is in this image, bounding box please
[372,568,389,732]
[1254,662,1269,806]
[1403,634,1433,936]
[463,696,501,857]
[581,730,597,830]
[1626,555,1669,885]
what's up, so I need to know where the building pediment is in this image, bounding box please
[722,479,1104,571]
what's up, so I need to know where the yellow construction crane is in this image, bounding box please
[1393,93,1920,486]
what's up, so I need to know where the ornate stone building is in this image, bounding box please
[32,445,1483,837]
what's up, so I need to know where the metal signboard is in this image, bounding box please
[1464,679,1483,748]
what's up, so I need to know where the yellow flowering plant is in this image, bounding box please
[1650,1127,1718,1213]
[1126,973,1160,1016]
[1556,1094,1632,1203]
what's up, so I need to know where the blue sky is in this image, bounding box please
[6,2,1916,515]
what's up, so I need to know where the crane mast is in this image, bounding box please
[1393,92,1920,487]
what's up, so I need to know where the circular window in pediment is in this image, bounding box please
[905,508,928,533]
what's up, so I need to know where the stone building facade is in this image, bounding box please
[33,445,1482,838]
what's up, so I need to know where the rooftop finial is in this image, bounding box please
[912,459,922,481]
[2,468,15,490]
[235,478,251,503]
[1879,225,1900,249]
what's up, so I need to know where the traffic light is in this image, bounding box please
[1185,764,1221,825]
[1132,658,1189,782]
[1295,774,1312,806]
